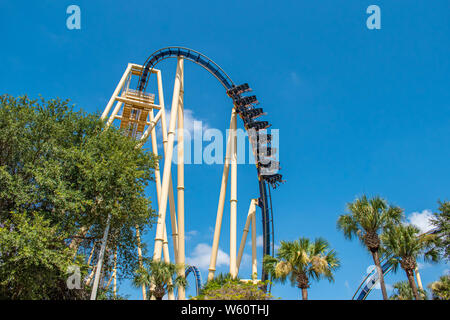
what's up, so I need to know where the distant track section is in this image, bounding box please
[138,47,234,91]
[185,265,202,296]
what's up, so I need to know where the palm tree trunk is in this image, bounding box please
[301,288,308,300]
[371,250,388,300]
[406,269,420,300]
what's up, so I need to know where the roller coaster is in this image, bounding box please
[98,47,283,299]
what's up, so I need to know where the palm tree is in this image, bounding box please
[263,237,340,300]
[430,201,450,261]
[428,275,450,300]
[337,195,403,300]
[133,259,187,300]
[390,281,427,300]
[381,224,438,300]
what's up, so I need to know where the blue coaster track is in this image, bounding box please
[137,47,283,287]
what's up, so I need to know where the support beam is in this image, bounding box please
[236,199,257,274]
[137,108,162,145]
[106,101,124,128]
[136,226,147,300]
[113,249,117,298]
[90,213,111,300]
[87,242,96,267]
[147,108,179,264]
[230,108,238,278]
[415,266,424,291]
[153,57,184,261]
[208,108,236,281]
[146,108,177,300]
[163,224,175,300]
[251,200,258,281]
[102,63,132,120]
[156,70,180,260]
[105,248,117,290]
[177,65,186,300]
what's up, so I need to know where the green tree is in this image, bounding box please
[0,94,158,298]
[133,259,187,300]
[430,201,450,261]
[428,275,450,300]
[337,195,403,300]
[193,273,272,300]
[381,224,438,300]
[263,237,340,300]
[0,212,89,299]
[389,281,427,300]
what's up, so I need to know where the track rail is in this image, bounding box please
[137,47,283,285]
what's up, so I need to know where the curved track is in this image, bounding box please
[137,47,283,284]
[352,228,440,300]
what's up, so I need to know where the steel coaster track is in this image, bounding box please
[138,47,234,91]
[137,47,283,287]
[174,265,202,298]
[352,228,441,300]
[186,265,202,296]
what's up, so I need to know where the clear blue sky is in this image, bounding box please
[1,0,449,300]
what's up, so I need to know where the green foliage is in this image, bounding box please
[390,281,427,300]
[263,237,339,300]
[337,195,404,250]
[193,274,272,300]
[133,259,187,300]
[0,94,158,299]
[430,201,450,261]
[336,195,403,300]
[428,275,450,300]
[0,212,89,299]
[381,224,439,273]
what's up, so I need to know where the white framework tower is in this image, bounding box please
[99,59,260,300]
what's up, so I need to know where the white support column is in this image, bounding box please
[236,199,257,274]
[113,249,117,298]
[163,223,175,300]
[146,108,176,300]
[147,108,179,263]
[157,70,180,260]
[415,266,424,291]
[208,108,236,281]
[106,101,124,128]
[251,200,258,281]
[230,108,238,278]
[137,108,163,145]
[90,213,111,300]
[135,226,147,300]
[153,57,184,261]
[101,63,132,120]
[177,64,186,300]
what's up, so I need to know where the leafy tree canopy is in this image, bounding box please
[428,274,450,300]
[390,281,427,300]
[0,94,158,298]
[430,201,450,261]
[133,258,187,300]
[193,273,272,300]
